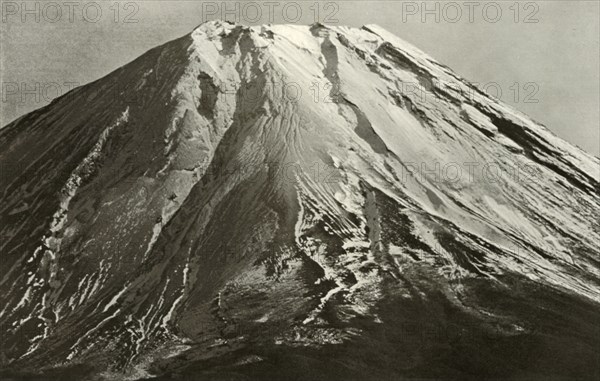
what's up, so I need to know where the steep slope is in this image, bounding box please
[1,21,599,380]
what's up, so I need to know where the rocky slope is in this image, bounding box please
[0,21,599,380]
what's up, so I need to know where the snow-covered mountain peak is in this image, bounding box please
[1,21,599,380]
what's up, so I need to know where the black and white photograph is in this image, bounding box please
[0,1,599,380]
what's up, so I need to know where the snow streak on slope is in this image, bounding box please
[0,20,598,380]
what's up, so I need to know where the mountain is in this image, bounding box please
[1,20,599,381]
